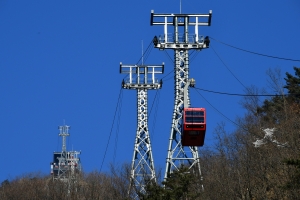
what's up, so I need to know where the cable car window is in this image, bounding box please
[186,117,204,123]
[186,117,193,122]
[193,111,204,116]
[195,117,204,123]
[186,111,192,115]
[185,111,204,116]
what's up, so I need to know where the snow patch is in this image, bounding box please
[253,128,287,148]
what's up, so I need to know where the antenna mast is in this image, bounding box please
[180,0,182,14]
[120,62,164,199]
[51,125,82,184]
[150,9,212,183]
[59,125,69,153]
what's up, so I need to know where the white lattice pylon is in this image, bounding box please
[120,63,164,199]
[150,10,212,184]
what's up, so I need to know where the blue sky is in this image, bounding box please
[0,0,299,182]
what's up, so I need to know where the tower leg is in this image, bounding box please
[129,89,156,199]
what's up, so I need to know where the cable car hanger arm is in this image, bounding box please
[183,78,196,108]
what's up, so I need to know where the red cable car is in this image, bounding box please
[182,107,206,146]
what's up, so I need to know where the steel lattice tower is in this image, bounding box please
[120,63,164,198]
[51,125,81,183]
[150,10,212,181]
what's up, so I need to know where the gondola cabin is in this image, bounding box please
[182,108,206,146]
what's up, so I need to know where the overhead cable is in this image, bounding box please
[148,90,161,141]
[113,89,123,164]
[194,87,292,97]
[135,40,154,64]
[164,49,174,64]
[100,88,123,173]
[189,50,200,64]
[192,88,243,128]
[123,39,154,81]
[192,88,292,149]
[210,37,300,62]
[211,45,248,89]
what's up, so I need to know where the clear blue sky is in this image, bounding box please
[0,0,299,182]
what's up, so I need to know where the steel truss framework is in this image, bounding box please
[51,125,81,184]
[150,10,212,182]
[120,63,164,199]
[55,151,81,182]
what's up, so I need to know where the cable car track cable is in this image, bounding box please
[192,88,292,148]
[161,70,174,81]
[211,45,248,89]
[148,90,161,141]
[100,88,123,173]
[135,40,154,64]
[210,37,300,62]
[113,89,123,164]
[192,88,247,130]
[210,44,265,106]
[122,39,154,81]
[163,76,174,82]
[143,45,154,64]
[163,49,174,64]
[194,87,296,97]
[189,50,200,64]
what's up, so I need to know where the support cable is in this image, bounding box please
[210,44,265,109]
[113,89,123,164]
[143,45,154,64]
[151,91,160,141]
[210,44,290,107]
[100,88,123,173]
[189,50,200,63]
[162,75,174,82]
[192,88,245,129]
[164,50,174,64]
[148,90,161,141]
[123,40,154,81]
[193,87,296,97]
[136,40,154,64]
[160,51,175,81]
[210,37,300,62]
[192,87,291,148]
[148,90,159,117]
[161,70,174,81]
[211,45,248,89]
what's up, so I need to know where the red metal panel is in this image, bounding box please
[182,108,206,146]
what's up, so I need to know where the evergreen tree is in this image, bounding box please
[284,66,300,102]
[281,67,300,188]
[163,166,202,200]
[283,159,300,189]
[256,67,300,192]
[257,67,300,123]
[138,180,165,200]
[141,166,202,200]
